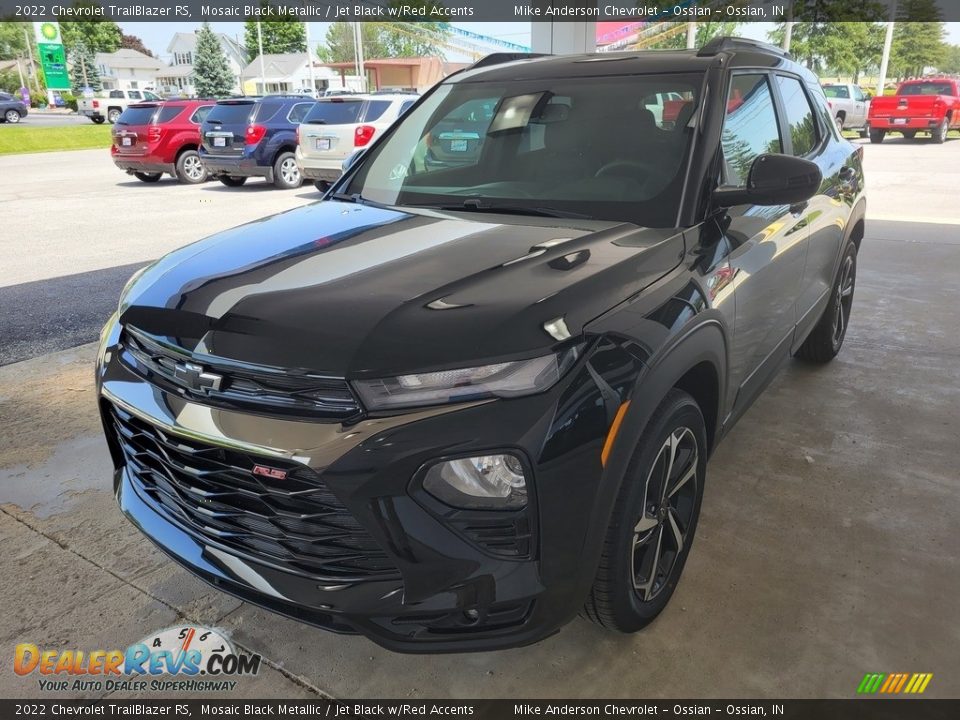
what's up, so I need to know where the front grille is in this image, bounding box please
[109,403,398,579]
[120,327,361,420]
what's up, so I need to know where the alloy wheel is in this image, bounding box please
[832,255,855,346]
[632,427,699,602]
[280,157,300,185]
[834,116,843,133]
[5,110,20,123]
[183,154,204,181]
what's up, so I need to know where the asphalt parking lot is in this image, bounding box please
[1,137,958,698]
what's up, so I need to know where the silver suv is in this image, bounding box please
[295,93,418,189]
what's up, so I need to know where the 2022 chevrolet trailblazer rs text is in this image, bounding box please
[96,39,866,653]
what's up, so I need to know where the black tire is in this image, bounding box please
[273,151,301,189]
[858,128,868,139]
[795,240,858,364]
[92,116,105,124]
[582,389,706,632]
[4,109,22,124]
[931,119,948,144]
[834,114,844,133]
[901,130,917,140]
[107,109,121,124]
[218,176,247,187]
[133,172,162,183]
[869,128,885,144]
[314,179,331,193]
[175,149,206,184]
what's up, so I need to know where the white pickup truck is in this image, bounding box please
[78,89,162,124]
[822,83,870,135]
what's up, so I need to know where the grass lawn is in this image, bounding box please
[0,124,113,156]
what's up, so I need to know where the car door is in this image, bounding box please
[719,72,810,416]
[851,85,867,126]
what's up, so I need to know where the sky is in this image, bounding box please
[121,21,960,64]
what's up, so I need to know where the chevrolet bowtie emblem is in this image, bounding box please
[172,362,223,393]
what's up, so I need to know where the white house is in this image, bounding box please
[156,32,248,97]
[94,49,168,93]
[240,52,349,96]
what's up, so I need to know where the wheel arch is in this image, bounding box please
[175,143,199,159]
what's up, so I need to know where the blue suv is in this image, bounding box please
[199,96,316,189]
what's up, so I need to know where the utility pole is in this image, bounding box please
[304,20,316,96]
[686,22,696,50]
[23,28,41,94]
[877,19,895,96]
[257,21,266,95]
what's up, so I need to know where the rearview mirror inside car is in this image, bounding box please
[713,153,822,207]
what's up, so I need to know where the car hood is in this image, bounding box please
[121,200,684,377]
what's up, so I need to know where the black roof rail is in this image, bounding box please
[697,36,792,59]
[471,52,550,69]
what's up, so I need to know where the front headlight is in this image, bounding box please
[352,353,568,411]
[423,454,528,509]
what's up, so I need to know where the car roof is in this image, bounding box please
[452,38,815,85]
[318,93,417,102]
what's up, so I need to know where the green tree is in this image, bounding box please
[69,41,101,93]
[60,13,122,54]
[0,22,30,61]
[768,22,884,80]
[244,4,307,55]
[642,21,742,50]
[941,44,960,75]
[318,23,389,63]
[319,21,449,61]
[193,23,235,98]
[891,23,946,78]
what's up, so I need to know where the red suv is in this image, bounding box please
[111,100,215,184]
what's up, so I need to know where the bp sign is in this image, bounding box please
[33,21,71,91]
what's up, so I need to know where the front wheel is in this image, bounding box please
[273,151,301,189]
[134,172,162,183]
[931,119,949,144]
[834,115,844,133]
[4,109,21,124]
[92,116,105,124]
[869,128,885,144]
[314,179,331,193]
[175,150,206,184]
[218,175,247,187]
[795,240,857,363]
[582,389,706,632]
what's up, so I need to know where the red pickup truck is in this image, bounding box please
[867,77,960,144]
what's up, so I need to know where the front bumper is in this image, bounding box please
[95,318,616,652]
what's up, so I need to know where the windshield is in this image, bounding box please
[304,99,364,124]
[899,82,954,96]
[206,102,255,124]
[117,106,158,125]
[344,73,702,226]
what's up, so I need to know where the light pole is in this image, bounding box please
[257,22,266,95]
[304,20,315,96]
[877,0,898,97]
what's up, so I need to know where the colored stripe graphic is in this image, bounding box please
[857,672,932,694]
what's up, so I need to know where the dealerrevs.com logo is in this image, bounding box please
[14,625,261,693]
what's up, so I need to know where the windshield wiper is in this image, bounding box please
[416,200,592,220]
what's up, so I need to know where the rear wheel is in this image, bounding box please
[218,176,247,187]
[175,150,206,184]
[795,240,857,364]
[834,114,844,133]
[869,128,885,144]
[4,109,21,124]
[107,109,121,124]
[134,172,162,183]
[273,151,301,189]
[314,179,331,193]
[582,389,706,632]
[931,119,949,144]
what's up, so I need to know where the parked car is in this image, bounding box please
[867,77,960,143]
[111,100,216,184]
[0,91,28,123]
[79,89,163,124]
[296,93,418,189]
[97,38,865,653]
[822,82,870,135]
[199,95,315,189]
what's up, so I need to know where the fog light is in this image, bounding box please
[423,454,527,509]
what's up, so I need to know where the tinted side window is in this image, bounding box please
[776,75,818,157]
[287,102,313,123]
[109,90,124,99]
[128,91,142,100]
[722,74,782,187]
[254,101,282,123]
[363,100,392,122]
[156,106,182,124]
[852,86,865,101]
[190,105,213,123]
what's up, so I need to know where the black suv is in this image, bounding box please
[97,39,865,652]
[198,95,316,189]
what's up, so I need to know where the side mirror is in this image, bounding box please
[713,153,822,207]
[342,148,366,173]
